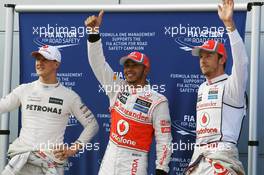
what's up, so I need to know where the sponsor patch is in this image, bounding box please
[133,104,149,114]
[80,104,86,110]
[80,104,89,113]
[132,153,142,157]
[138,95,153,102]
[121,91,130,97]
[199,112,210,127]
[117,93,127,104]
[208,89,218,95]
[131,159,139,175]
[26,104,62,114]
[135,98,152,108]
[160,120,171,126]
[49,97,63,105]
[197,128,218,136]
[27,96,42,102]
[197,95,202,102]
[208,95,218,100]
[80,104,92,118]
[161,127,171,133]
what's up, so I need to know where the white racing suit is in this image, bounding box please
[2,139,64,175]
[186,30,248,175]
[0,80,99,175]
[88,38,172,175]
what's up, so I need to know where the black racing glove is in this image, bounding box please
[88,34,100,43]
[156,169,167,175]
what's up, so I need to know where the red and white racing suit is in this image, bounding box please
[88,38,172,175]
[186,30,248,175]
[0,80,99,175]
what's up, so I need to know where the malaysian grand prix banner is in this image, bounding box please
[18,10,246,175]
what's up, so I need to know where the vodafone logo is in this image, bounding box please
[200,112,210,127]
[117,119,129,136]
[213,162,227,174]
[207,159,229,174]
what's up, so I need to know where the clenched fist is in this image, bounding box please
[85,10,104,33]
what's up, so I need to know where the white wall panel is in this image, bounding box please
[0,0,118,31]
[121,0,264,32]
[0,32,19,142]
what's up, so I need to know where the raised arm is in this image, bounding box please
[85,11,121,100]
[218,0,249,106]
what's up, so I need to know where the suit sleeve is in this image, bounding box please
[70,94,99,145]
[0,85,23,114]
[87,38,122,101]
[224,30,249,107]
[152,100,172,173]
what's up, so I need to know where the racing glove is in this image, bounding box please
[156,169,167,175]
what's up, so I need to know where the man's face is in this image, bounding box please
[123,60,148,86]
[35,54,59,78]
[199,50,224,79]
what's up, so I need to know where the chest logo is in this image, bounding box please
[117,93,128,104]
[200,112,210,127]
[49,97,63,105]
[117,119,129,136]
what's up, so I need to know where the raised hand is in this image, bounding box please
[85,10,104,33]
[218,0,236,31]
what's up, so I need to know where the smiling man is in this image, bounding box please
[0,45,99,175]
[185,0,248,174]
[85,11,172,175]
